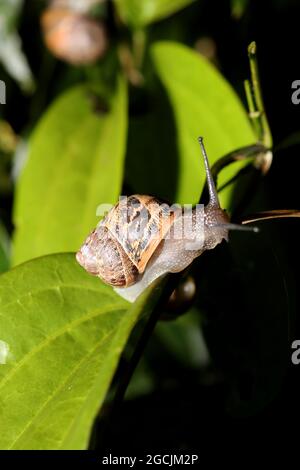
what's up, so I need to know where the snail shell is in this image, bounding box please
[76,195,179,287]
[49,0,104,13]
[41,8,107,65]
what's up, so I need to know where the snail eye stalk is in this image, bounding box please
[198,136,220,208]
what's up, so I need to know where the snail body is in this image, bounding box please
[76,138,237,302]
[41,7,107,65]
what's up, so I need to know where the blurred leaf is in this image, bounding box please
[155,309,210,369]
[0,221,10,273]
[151,41,256,207]
[276,131,300,152]
[231,0,249,19]
[13,77,128,265]
[114,0,197,27]
[0,253,170,449]
[0,0,34,92]
[0,0,23,30]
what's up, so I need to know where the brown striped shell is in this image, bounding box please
[76,195,179,287]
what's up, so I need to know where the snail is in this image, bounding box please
[76,138,256,302]
[41,6,107,65]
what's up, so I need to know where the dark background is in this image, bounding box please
[1,0,300,456]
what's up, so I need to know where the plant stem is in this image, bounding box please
[117,28,146,86]
[211,143,267,179]
[244,79,261,139]
[132,28,147,70]
[247,41,273,148]
[118,43,144,86]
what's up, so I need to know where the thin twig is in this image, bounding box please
[244,78,261,138]
[247,41,273,149]
[132,28,147,70]
[211,143,267,179]
[241,210,300,225]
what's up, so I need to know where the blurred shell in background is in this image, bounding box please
[41,7,107,65]
[49,0,105,14]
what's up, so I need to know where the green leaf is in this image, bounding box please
[0,0,34,92]
[151,41,256,207]
[0,253,167,449]
[13,77,128,266]
[114,0,196,27]
[0,253,128,449]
